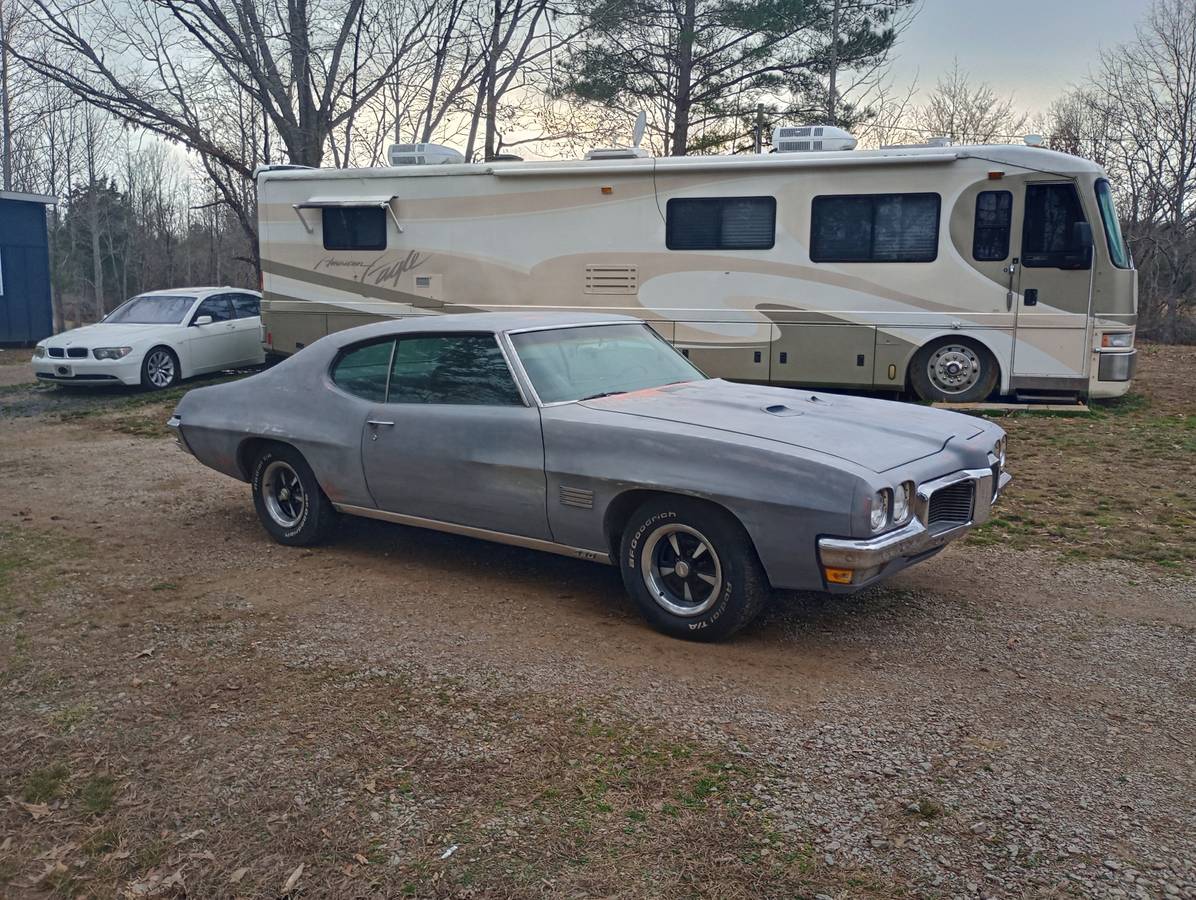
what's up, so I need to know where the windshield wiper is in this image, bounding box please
[578,390,628,402]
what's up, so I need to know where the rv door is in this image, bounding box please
[1011,181,1093,389]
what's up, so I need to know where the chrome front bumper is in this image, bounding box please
[818,467,1012,574]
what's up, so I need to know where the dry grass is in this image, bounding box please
[967,343,1196,573]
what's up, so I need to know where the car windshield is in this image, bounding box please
[104,294,196,324]
[510,323,705,404]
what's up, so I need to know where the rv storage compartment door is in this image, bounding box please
[770,324,876,388]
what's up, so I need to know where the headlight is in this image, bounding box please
[1101,332,1133,348]
[892,482,913,524]
[869,489,891,532]
[33,345,46,358]
[994,436,1007,468]
[93,347,133,360]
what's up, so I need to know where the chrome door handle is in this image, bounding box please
[366,419,395,427]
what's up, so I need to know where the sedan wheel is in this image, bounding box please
[141,347,179,390]
[250,444,337,546]
[620,496,769,641]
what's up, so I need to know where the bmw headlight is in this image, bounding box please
[869,489,891,532]
[892,481,914,524]
[94,347,133,360]
[33,345,46,359]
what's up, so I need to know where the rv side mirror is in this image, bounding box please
[193,315,213,326]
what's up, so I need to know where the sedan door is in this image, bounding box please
[186,295,238,373]
[359,333,550,539]
[228,293,266,366]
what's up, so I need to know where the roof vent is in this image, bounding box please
[388,143,466,166]
[773,124,856,152]
[584,147,652,161]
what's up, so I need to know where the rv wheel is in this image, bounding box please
[911,339,998,403]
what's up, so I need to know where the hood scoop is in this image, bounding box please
[763,403,803,417]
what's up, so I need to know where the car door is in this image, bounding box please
[228,293,265,365]
[186,295,238,373]
[359,332,550,540]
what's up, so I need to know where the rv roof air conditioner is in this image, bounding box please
[388,143,466,166]
[584,147,651,160]
[772,125,857,153]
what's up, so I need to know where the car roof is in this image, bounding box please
[135,287,262,298]
[327,311,642,346]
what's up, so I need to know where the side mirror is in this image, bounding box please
[193,315,213,326]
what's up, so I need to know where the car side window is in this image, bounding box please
[331,340,394,402]
[389,334,522,406]
[193,295,234,323]
[230,293,261,318]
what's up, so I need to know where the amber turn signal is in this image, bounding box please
[824,567,854,585]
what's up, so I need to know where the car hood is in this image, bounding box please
[42,323,176,346]
[581,379,988,473]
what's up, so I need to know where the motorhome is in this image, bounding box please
[255,128,1137,402]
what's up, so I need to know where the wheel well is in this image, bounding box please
[602,489,750,561]
[236,437,293,482]
[907,334,1003,395]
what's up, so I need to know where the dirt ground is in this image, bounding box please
[1,348,1194,899]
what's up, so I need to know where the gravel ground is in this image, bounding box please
[1,351,1193,898]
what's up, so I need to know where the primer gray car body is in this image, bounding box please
[169,311,1010,594]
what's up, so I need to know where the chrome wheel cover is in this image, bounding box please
[640,523,723,617]
[262,460,306,528]
[146,350,175,388]
[927,344,981,395]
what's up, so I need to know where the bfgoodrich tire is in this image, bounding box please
[910,339,999,403]
[251,444,337,546]
[619,496,769,641]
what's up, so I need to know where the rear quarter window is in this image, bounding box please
[331,340,394,402]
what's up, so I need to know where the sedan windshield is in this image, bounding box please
[104,294,196,325]
[510,323,705,404]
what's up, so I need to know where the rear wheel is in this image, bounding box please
[141,346,179,390]
[619,496,769,641]
[251,444,337,546]
[910,339,999,403]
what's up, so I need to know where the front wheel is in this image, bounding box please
[141,346,180,390]
[910,339,999,403]
[619,497,769,641]
[251,444,337,546]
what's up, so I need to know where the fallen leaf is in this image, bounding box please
[228,867,248,884]
[20,802,51,820]
[133,647,155,659]
[0,835,11,851]
[352,853,369,865]
[363,779,377,794]
[282,862,304,894]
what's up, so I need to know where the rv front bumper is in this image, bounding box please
[817,468,1011,588]
[1096,349,1136,382]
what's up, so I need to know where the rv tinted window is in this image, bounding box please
[1022,183,1090,269]
[389,335,522,405]
[810,193,940,262]
[973,190,1012,261]
[332,340,394,402]
[666,197,776,250]
[322,206,387,251]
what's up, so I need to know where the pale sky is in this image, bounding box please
[887,0,1153,114]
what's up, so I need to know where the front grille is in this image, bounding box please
[67,347,88,359]
[48,347,65,358]
[928,481,975,528]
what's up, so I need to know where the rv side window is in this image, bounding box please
[666,197,776,250]
[1022,183,1090,269]
[331,339,394,402]
[322,206,387,251]
[810,193,940,262]
[973,190,1012,261]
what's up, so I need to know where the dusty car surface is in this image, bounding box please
[169,312,1011,640]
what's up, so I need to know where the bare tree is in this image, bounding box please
[914,60,1028,144]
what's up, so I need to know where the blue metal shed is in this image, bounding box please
[0,191,55,345]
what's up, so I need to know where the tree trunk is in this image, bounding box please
[483,0,501,161]
[670,0,697,156]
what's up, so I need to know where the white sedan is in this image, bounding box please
[32,287,265,389]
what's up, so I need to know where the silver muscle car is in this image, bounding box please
[169,312,1011,641]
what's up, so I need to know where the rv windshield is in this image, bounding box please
[510,323,705,404]
[1095,179,1131,269]
[105,294,196,325]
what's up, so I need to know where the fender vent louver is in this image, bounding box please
[584,264,638,295]
[559,486,594,509]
